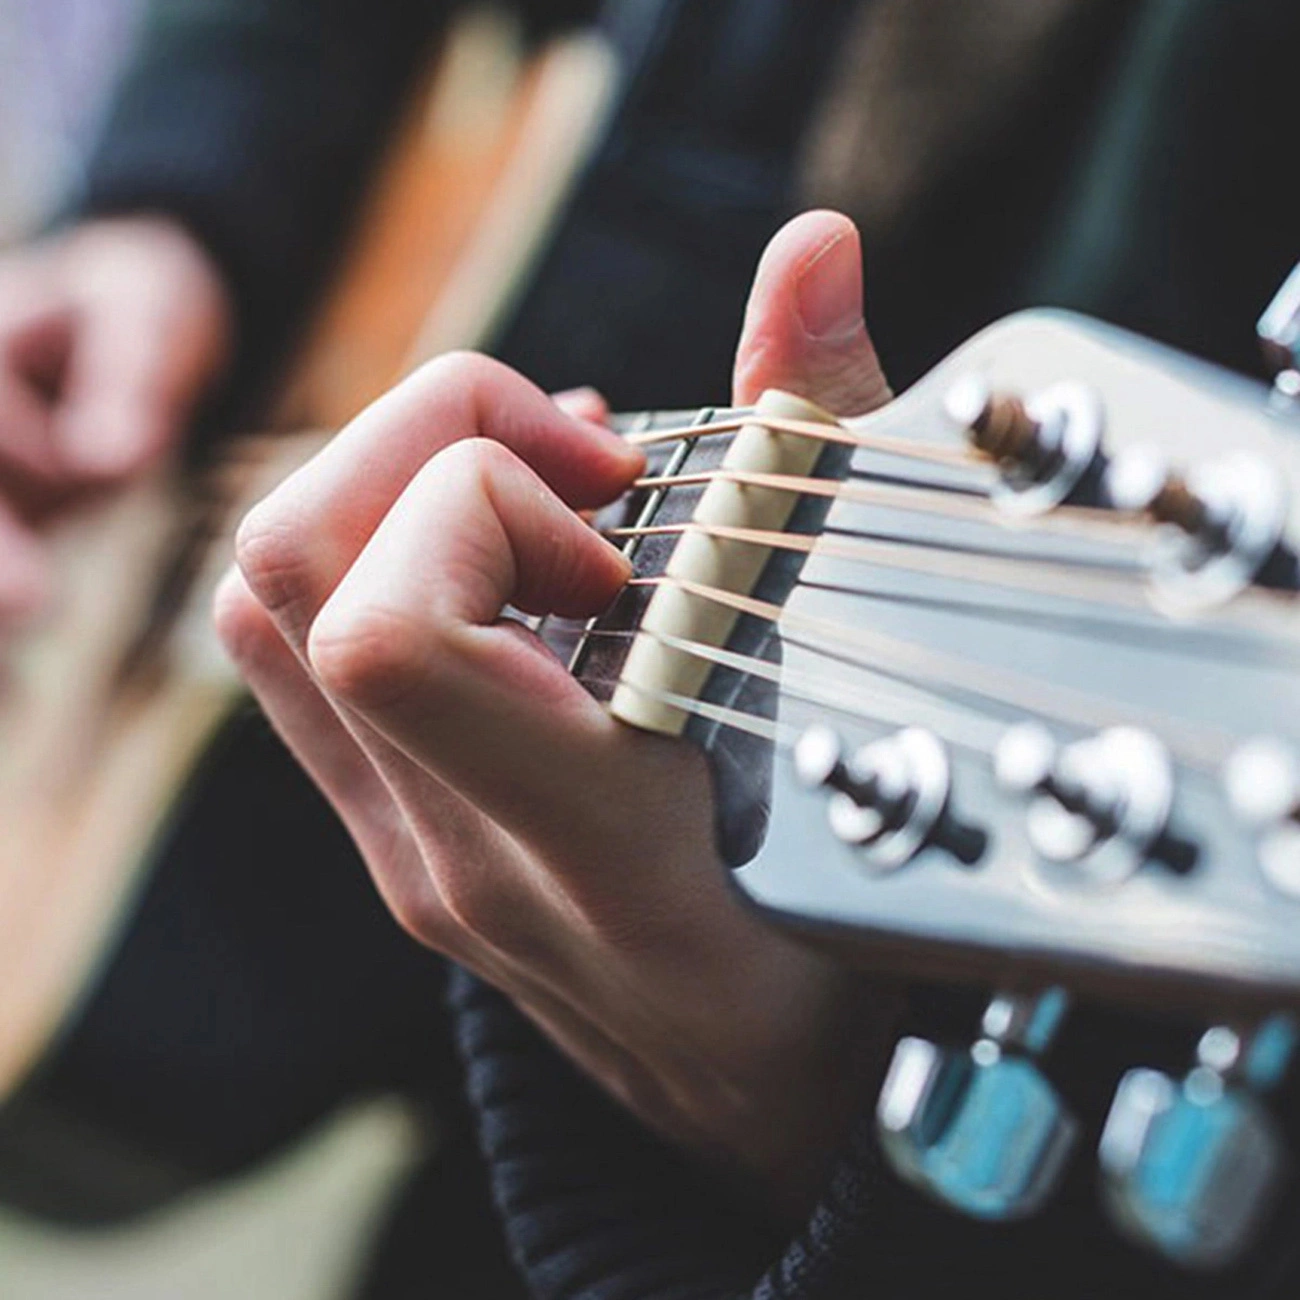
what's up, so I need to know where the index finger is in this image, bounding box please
[236,352,643,652]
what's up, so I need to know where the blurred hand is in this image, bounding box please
[218,211,894,1212]
[0,215,232,620]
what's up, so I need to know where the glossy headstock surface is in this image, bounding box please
[726,310,1300,1015]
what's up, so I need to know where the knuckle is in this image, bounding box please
[432,434,512,486]
[409,348,501,397]
[234,503,313,617]
[307,603,429,709]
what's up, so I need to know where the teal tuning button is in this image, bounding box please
[1099,1016,1295,1269]
[876,989,1077,1220]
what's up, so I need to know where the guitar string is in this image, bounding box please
[577,628,1005,756]
[624,413,976,467]
[793,577,1300,670]
[609,574,1233,769]
[630,467,1142,544]
[604,520,1148,607]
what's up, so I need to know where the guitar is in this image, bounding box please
[534,275,1300,1270]
[4,27,1297,1267]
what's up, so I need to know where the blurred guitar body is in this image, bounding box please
[0,8,616,1104]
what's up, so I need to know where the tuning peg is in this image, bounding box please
[1224,737,1300,897]
[995,723,1175,884]
[943,372,1103,516]
[877,988,1077,1220]
[794,724,982,869]
[1105,447,1289,610]
[1100,1016,1295,1268]
[1258,260,1300,402]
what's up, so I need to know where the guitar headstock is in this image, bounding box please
[581,307,1300,1263]
[740,310,1300,1013]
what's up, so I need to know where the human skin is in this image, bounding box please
[0,215,231,620]
[217,210,898,1214]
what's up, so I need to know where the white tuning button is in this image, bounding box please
[795,725,955,871]
[943,372,1103,516]
[996,723,1175,884]
[1224,737,1300,898]
[1106,447,1290,612]
[793,724,845,790]
[1105,445,1174,515]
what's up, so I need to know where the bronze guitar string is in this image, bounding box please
[604,521,1148,605]
[623,413,976,467]
[599,575,1236,771]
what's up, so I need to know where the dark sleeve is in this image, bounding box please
[71,0,447,419]
[446,965,890,1300]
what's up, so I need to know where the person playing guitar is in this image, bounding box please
[2,2,1300,1297]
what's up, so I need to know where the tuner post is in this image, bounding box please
[1106,446,1291,611]
[795,724,981,869]
[943,374,1042,465]
[995,723,1175,885]
[943,372,1103,516]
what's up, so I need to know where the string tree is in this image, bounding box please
[1099,1015,1295,1268]
[995,722,1179,885]
[876,987,1077,1221]
[1104,445,1292,611]
[943,370,1104,516]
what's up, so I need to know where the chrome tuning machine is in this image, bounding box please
[877,988,1077,1220]
[1100,1016,1295,1269]
[944,372,1103,516]
[1105,446,1289,611]
[1258,259,1300,405]
[794,725,982,868]
[1224,737,1300,898]
[995,722,1177,885]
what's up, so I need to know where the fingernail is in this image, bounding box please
[795,233,863,341]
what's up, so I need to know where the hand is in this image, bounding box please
[217,211,894,1212]
[0,215,232,620]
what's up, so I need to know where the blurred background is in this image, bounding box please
[0,0,143,240]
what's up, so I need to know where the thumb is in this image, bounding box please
[733,210,891,418]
